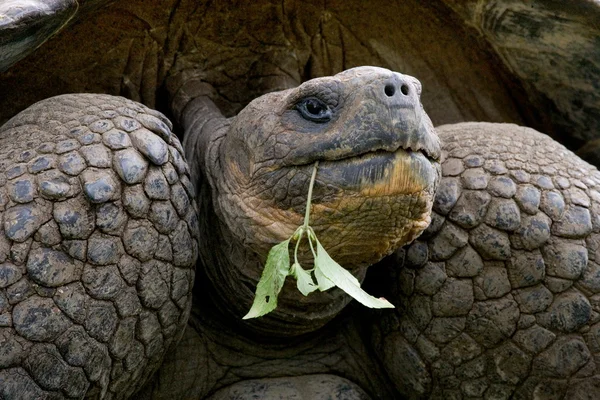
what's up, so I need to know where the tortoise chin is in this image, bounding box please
[304,151,439,269]
[289,147,437,268]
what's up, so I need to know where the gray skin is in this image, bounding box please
[0,94,197,399]
[175,67,440,337]
[2,64,600,400]
[1,1,600,399]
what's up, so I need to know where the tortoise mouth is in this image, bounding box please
[315,147,438,196]
[324,139,438,163]
[286,136,439,168]
[326,145,437,168]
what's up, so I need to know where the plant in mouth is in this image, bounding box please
[244,161,394,319]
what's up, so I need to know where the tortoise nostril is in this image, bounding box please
[384,84,395,97]
[400,84,409,96]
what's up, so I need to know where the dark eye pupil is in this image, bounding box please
[306,99,324,115]
[295,97,332,123]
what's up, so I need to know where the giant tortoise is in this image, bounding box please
[1,1,600,400]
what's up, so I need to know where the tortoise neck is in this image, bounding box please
[193,179,364,337]
[167,72,223,126]
[168,76,231,206]
[195,192,366,338]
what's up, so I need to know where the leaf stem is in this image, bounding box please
[307,227,318,260]
[303,161,319,230]
[293,228,303,266]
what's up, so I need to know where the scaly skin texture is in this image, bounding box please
[370,122,600,399]
[0,94,197,399]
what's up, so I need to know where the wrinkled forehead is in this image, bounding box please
[232,66,428,148]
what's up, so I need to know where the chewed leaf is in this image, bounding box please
[314,239,394,309]
[291,262,317,296]
[243,239,291,319]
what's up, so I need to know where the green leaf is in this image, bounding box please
[314,239,394,309]
[290,262,317,296]
[314,264,336,291]
[307,228,334,291]
[243,239,292,319]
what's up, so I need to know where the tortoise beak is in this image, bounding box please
[393,111,441,162]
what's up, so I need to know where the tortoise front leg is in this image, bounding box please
[370,122,600,399]
[0,94,197,399]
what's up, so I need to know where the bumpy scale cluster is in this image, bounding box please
[0,94,198,399]
[374,123,600,399]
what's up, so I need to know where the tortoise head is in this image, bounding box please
[193,66,441,335]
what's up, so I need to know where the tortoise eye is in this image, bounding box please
[296,97,332,123]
